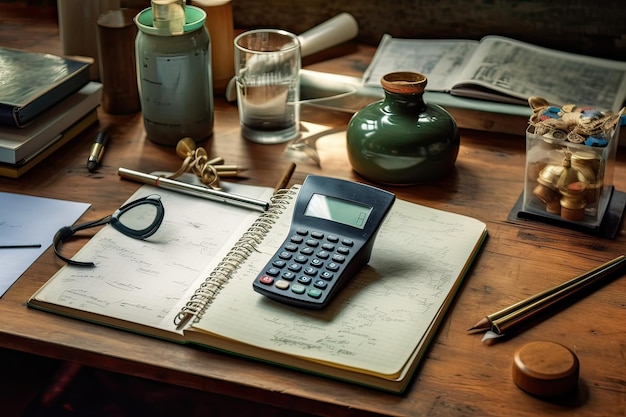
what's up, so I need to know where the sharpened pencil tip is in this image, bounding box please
[467,317,490,334]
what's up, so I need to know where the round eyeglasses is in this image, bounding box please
[53,194,165,267]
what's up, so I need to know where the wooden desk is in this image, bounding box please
[1,7,626,417]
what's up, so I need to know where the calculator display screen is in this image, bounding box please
[304,194,372,229]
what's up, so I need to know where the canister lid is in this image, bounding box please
[135,6,206,36]
[512,341,579,397]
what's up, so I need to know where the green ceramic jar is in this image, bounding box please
[346,72,460,185]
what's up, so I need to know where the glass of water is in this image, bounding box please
[234,29,301,144]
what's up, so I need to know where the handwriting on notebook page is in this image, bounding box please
[34,188,268,331]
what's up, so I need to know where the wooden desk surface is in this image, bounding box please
[1,7,626,417]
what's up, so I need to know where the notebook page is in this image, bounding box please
[192,197,487,377]
[30,184,273,333]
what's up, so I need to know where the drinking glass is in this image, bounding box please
[234,29,301,144]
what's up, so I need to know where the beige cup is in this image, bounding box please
[57,0,121,80]
[96,9,141,114]
[192,0,235,94]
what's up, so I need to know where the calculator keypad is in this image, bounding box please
[257,229,354,302]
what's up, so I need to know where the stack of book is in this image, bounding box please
[0,47,103,178]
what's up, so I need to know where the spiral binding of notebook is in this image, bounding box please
[173,187,299,327]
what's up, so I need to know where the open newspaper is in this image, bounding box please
[363,35,626,111]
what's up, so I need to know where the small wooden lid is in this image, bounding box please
[512,341,579,397]
[380,72,427,95]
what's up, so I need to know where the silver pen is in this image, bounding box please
[118,167,270,212]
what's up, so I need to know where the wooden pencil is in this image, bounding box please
[468,254,626,335]
[274,162,296,192]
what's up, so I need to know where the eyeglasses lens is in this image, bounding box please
[54,194,164,267]
[116,203,159,231]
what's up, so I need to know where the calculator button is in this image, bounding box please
[300,247,314,256]
[296,228,308,236]
[297,276,312,285]
[316,250,330,259]
[294,255,308,264]
[320,271,334,280]
[288,263,302,272]
[310,258,324,267]
[327,235,339,243]
[291,284,306,294]
[337,246,350,255]
[259,275,274,285]
[281,271,296,281]
[275,280,290,290]
[342,238,354,246]
[314,279,328,289]
[278,251,292,260]
[272,259,286,268]
[305,239,319,247]
[290,235,304,244]
[284,243,298,252]
[311,231,324,239]
[266,267,280,276]
[303,267,318,276]
[331,254,345,263]
[307,288,323,299]
[321,243,335,251]
[326,262,340,271]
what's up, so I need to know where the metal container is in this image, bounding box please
[135,5,214,145]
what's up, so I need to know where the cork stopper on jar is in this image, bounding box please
[380,72,427,95]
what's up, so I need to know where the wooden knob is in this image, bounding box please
[512,341,579,398]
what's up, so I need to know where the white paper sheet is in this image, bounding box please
[0,192,90,296]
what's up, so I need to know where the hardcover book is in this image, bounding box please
[0,82,102,165]
[0,110,98,178]
[0,47,92,127]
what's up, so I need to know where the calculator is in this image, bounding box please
[252,175,396,309]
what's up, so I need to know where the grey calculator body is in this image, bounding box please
[252,175,395,309]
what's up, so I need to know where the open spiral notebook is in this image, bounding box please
[27,179,487,393]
